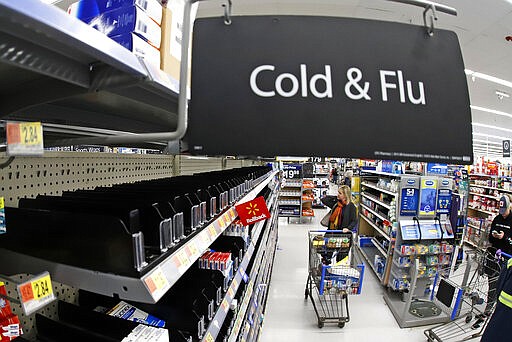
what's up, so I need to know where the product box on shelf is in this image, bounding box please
[107,301,166,327]
[111,33,160,67]
[0,197,4,234]
[0,315,22,341]
[68,0,163,25]
[70,5,162,48]
[160,0,198,93]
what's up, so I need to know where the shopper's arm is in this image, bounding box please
[346,203,357,232]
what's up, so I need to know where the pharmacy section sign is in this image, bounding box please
[189,16,473,164]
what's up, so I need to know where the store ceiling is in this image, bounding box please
[52,0,512,159]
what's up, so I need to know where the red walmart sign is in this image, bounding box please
[235,196,271,226]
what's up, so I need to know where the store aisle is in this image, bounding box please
[260,210,430,342]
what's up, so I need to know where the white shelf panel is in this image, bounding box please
[361,192,392,210]
[360,203,390,223]
[467,223,485,232]
[360,215,391,241]
[361,182,398,197]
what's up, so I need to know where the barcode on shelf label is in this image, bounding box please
[137,21,148,33]
[17,272,56,315]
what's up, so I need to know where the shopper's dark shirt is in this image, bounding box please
[489,214,512,253]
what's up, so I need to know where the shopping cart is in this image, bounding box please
[424,249,510,342]
[304,230,365,328]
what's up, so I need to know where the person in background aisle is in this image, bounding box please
[343,170,353,188]
[320,185,357,233]
[484,194,512,315]
[481,255,512,341]
[330,167,338,185]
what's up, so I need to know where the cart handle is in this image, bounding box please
[496,249,512,259]
[309,230,348,233]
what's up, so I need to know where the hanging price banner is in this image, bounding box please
[17,272,56,315]
[6,122,44,156]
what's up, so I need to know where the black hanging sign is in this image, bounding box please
[188,16,473,164]
[504,140,510,158]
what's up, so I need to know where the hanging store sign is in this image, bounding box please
[504,140,510,158]
[189,16,473,164]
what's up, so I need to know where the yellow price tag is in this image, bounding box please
[152,269,169,291]
[17,272,56,316]
[232,278,239,288]
[187,243,199,257]
[205,332,214,342]
[223,213,231,224]
[218,216,226,228]
[208,225,217,237]
[229,209,236,220]
[177,251,189,266]
[228,287,234,297]
[6,122,44,156]
[221,299,229,312]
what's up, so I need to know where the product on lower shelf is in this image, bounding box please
[105,301,166,328]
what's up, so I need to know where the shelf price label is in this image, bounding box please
[232,278,239,289]
[223,213,231,224]
[144,267,171,300]
[204,332,215,342]
[208,225,217,238]
[187,242,199,257]
[221,298,229,313]
[6,122,44,156]
[229,209,237,220]
[227,287,235,298]
[218,215,226,228]
[17,272,56,315]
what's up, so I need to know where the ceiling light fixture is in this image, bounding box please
[473,122,512,134]
[471,105,512,119]
[473,132,510,141]
[465,69,512,89]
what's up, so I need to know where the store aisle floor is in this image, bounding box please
[260,210,430,342]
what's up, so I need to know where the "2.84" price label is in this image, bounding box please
[17,272,56,315]
[6,122,44,156]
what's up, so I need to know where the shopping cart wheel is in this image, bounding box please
[465,313,472,323]
[318,320,324,328]
[338,322,345,328]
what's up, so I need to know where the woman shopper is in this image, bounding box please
[320,185,357,263]
[321,185,357,233]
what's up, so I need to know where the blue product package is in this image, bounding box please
[72,5,161,47]
[68,0,162,24]
[111,33,160,67]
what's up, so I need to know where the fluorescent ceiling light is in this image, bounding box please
[471,105,512,119]
[465,69,512,89]
[473,132,510,141]
[473,122,512,134]
[473,139,502,145]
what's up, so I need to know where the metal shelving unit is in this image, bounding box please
[360,215,391,241]
[0,171,277,304]
[0,0,180,141]
[361,182,398,197]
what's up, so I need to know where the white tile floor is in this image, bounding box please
[260,207,431,342]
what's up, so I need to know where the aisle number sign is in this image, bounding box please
[6,122,44,156]
[17,272,56,315]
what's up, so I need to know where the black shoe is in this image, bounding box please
[472,317,484,329]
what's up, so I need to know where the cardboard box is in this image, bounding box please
[160,1,197,93]
[111,33,160,68]
[72,6,161,48]
[0,315,22,341]
[68,0,162,25]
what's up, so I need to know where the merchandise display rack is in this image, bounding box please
[278,172,303,219]
[0,171,277,305]
[0,0,180,139]
[357,170,400,284]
